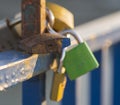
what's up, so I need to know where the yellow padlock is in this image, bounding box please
[47,2,74,31]
[50,67,67,102]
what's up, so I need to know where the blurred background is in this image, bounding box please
[0,0,120,25]
[0,0,120,105]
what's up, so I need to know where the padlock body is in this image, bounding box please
[51,72,67,102]
[47,2,74,31]
[63,42,99,80]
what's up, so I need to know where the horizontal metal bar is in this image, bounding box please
[0,19,8,30]
[0,51,54,90]
[74,27,120,52]
[75,11,120,40]
[0,11,120,90]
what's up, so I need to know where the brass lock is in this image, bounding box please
[50,49,67,102]
[47,2,74,31]
[50,67,66,102]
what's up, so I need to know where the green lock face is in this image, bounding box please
[61,30,99,80]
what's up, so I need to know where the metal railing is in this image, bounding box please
[0,11,120,105]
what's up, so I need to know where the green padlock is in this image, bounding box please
[61,30,99,80]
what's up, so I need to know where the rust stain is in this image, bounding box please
[89,34,97,41]
[19,33,64,54]
[22,0,46,38]
[103,39,112,49]
[26,73,33,79]
[24,58,31,70]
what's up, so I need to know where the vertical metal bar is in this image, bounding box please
[45,70,61,105]
[113,43,120,105]
[76,51,101,105]
[76,74,90,105]
[101,45,113,105]
[22,1,46,104]
[22,0,46,38]
[90,51,101,105]
[62,78,76,105]
[22,74,45,105]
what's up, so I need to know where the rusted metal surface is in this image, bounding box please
[19,33,66,54]
[22,0,46,38]
[0,0,65,54]
[21,0,65,54]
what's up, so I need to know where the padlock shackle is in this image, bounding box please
[46,8,57,34]
[46,8,55,27]
[60,30,84,43]
[47,23,57,34]
[58,48,66,73]
[57,30,84,73]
